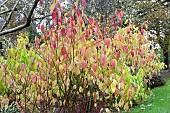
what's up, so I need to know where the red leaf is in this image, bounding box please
[81,61,87,69]
[126,27,130,34]
[38,24,40,29]
[31,74,37,84]
[94,27,98,33]
[113,22,118,30]
[114,34,122,40]
[66,27,72,38]
[79,19,83,26]
[20,63,25,70]
[39,0,43,6]
[41,24,45,33]
[122,45,128,54]
[59,0,62,4]
[60,6,64,12]
[60,45,67,56]
[35,38,40,45]
[89,17,94,24]
[51,41,56,49]
[72,3,75,9]
[141,29,145,35]
[110,59,117,68]
[98,74,103,80]
[131,50,135,57]
[61,28,66,36]
[82,0,86,7]
[80,46,86,55]
[118,18,123,25]
[76,8,81,17]
[104,38,111,47]
[101,54,106,65]
[92,63,97,72]
[58,18,62,26]
[117,10,123,19]
[52,12,57,20]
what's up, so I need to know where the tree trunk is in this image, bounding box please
[163,49,169,69]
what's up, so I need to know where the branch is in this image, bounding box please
[0,0,40,36]
[0,0,20,31]
[0,8,18,16]
[0,0,9,7]
[32,14,51,21]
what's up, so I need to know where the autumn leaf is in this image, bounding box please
[82,0,86,7]
[68,62,74,71]
[88,17,94,24]
[111,79,117,93]
[81,61,87,69]
[92,63,97,72]
[60,45,67,56]
[31,74,37,84]
[41,24,45,33]
[124,102,129,110]
[38,0,43,6]
[117,10,123,19]
[54,0,58,3]
[104,38,111,47]
[80,46,86,55]
[73,66,80,75]
[126,27,130,34]
[50,3,56,12]
[131,50,135,57]
[76,8,81,17]
[66,27,72,38]
[110,59,117,68]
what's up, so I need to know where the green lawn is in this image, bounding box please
[128,76,170,113]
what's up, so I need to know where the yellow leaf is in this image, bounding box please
[79,86,83,93]
[59,65,64,73]
[124,102,129,110]
[111,79,117,92]
[54,0,58,3]
[124,19,129,24]
[73,66,80,75]
[50,3,56,11]
[105,108,111,113]
[68,62,74,71]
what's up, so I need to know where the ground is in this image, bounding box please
[129,69,170,113]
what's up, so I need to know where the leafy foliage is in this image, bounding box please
[0,0,164,112]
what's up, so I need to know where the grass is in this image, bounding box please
[127,76,170,113]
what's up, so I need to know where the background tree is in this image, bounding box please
[133,0,170,69]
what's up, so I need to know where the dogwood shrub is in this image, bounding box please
[0,1,164,112]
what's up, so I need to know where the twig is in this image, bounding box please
[0,0,20,31]
[0,0,9,7]
[0,0,40,36]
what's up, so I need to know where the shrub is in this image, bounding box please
[0,1,164,112]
